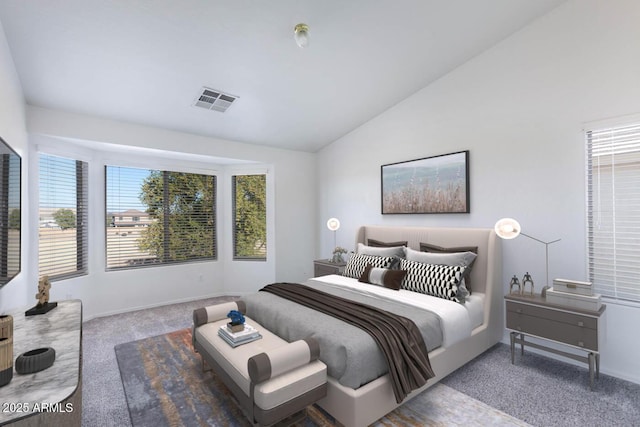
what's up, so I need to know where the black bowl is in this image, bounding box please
[15,347,55,374]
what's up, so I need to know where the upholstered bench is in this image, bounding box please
[192,301,327,426]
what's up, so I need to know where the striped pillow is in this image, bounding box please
[358,265,406,290]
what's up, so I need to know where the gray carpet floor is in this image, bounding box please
[83,296,640,426]
[441,343,640,427]
[82,296,237,427]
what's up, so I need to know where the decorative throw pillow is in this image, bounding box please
[367,238,408,248]
[357,243,404,258]
[419,242,478,255]
[343,253,393,279]
[400,258,463,302]
[419,243,478,292]
[404,247,476,302]
[358,265,406,290]
[357,243,404,268]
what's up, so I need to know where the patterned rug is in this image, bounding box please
[115,329,530,426]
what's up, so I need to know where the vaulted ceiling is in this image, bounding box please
[0,0,565,152]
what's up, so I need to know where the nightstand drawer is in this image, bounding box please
[313,260,346,277]
[506,310,598,350]
[505,294,605,390]
[506,301,597,330]
[315,264,339,276]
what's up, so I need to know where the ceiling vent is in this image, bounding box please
[193,87,238,113]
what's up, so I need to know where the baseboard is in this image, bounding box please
[82,292,240,322]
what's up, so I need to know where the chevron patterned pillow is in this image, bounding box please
[400,258,463,302]
[342,253,393,279]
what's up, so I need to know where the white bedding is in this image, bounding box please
[307,274,484,348]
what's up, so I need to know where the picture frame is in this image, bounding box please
[381,150,469,214]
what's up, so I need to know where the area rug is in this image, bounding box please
[115,329,529,426]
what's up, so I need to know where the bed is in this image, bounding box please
[242,225,503,426]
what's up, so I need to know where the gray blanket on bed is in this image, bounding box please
[241,280,443,391]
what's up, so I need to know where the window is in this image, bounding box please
[0,150,20,286]
[38,154,88,280]
[106,166,216,269]
[586,122,640,302]
[232,174,267,260]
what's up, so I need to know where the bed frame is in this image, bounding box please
[315,225,503,427]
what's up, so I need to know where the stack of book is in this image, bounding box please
[218,323,261,347]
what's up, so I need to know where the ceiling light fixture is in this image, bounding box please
[294,23,309,48]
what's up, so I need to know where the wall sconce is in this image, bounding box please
[494,217,561,291]
[294,23,309,48]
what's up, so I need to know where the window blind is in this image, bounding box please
[106,166,216,270]
[586,122,640,302]
[38,154,88,280]
[0,153,20,285]
[232,174,267,260]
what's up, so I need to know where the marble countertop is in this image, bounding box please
[0,300,82,424]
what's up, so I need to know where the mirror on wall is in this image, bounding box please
[0,137,21,287]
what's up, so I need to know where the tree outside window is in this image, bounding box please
[106,166,216,269]
[233,174,267,260]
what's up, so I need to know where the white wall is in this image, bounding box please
[25,106,316,319]
[0,19,31,312]
[317,0,640,385]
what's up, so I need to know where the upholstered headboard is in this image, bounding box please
[356,225,503,330]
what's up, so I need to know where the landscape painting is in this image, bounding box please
[381,151,469,214]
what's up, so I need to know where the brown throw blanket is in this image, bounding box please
[260,282,435,403]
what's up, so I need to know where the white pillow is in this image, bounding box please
[357,243,404,258]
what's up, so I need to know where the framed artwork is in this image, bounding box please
[381,150,469,214]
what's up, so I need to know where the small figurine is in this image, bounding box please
[509,275,521,295]
[36,275,51,307]
[522,272,534,296]
[25,276,57,316]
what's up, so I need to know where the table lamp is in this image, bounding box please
[326,218,340,252]
[494,217,561,292]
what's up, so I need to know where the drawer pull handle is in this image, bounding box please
[516,309,522,314]
[578,341,584,347]
[578,321,584,327]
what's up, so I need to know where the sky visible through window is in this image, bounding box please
[39,160,151,212]
[39,154,76,210]
[106,166,150,212]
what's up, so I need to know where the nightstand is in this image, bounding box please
[313,259,346,277]
[505,293,606,390]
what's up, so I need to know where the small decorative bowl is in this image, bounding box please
[15,347,56,374]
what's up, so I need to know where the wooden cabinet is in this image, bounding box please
[504,294,605,389]
[313,259,346,277]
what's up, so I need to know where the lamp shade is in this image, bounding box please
[494,218,521,240]
[326,218,340,231]
[294,23,309,48]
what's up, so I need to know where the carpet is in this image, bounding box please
[115,329,529,427]
[441,343,640,427]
